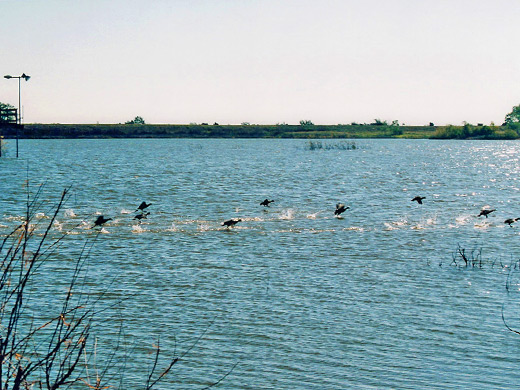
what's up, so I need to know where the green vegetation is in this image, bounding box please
[504,104,520,125]
[430,123,515,140]
[3,104,520,139]
[2,121,518,140]
[125,115,146,125]
[306,140,357,150]
[3,122,510,139]
[9,123,438,139]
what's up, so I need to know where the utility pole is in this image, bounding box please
[4,73,30,157]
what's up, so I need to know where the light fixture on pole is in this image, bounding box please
[4,73,30,157]
[4,73,30,124]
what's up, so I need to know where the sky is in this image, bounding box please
[1,0,519,126]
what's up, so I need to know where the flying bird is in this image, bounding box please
[92,215,112,228]
[134,212,150,222]
[335,203,349,216]
[136,201,152,212]
[504,218,520,227]
[260,199,274,207]
[222,219,242,228]
[477,209,496,218]
[411,196,426,204]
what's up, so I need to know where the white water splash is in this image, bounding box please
[279,209,295,220]
[79,221,91,230]
[242,216,263,222]
[474,218,493,229]
[6,216,23,221]
[386,218,409,229]
[343,226,365,232]
[166,223,179,232]
[383,222,398,230]
[425,216,437,225]
[455,214,473,226]
[308,228,336,233]
[53,220,63,231]
[132,224,146,233]
[198,224,211,231]
[393,219,408,226]
[64,209,77,218]
[275,228,302,233]
[307,210,324,219]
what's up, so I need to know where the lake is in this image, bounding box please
[2,138,520,389]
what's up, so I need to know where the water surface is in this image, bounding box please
[2,138,520,389]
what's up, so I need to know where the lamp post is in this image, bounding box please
[4,73,30,158]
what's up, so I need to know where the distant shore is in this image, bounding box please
[0,123,517,140]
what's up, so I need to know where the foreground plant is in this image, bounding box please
[0,187,234,389]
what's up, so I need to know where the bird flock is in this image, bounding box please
[90,196,517,231]
[92,201,151,228]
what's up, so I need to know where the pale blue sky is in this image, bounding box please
[1,0,519,125]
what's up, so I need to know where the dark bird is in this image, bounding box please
[92,215,112,228]
[260,199,274,207]
[477,209,496,218]
[334,203,349,216]
[136,201,152,212]
[222,218,242,228]
[504,218,520,227]
[134,212,150,222]
[411,196,426,204]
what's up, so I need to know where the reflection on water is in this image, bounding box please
[2,139,520,389]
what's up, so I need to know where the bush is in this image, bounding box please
[125,116,146,125]
[505,104,520,125]
[431,124,501,139]
[371,119,387,126]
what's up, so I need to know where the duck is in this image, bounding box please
[222,219,242,228]
[335,203,349,216]
[260,199,275,207]
[504,218,520,227]
[136,201,152,212]
[411,196,426,204]
[134,212,150,222]
[477,209,496,218]
[92,215,112,228]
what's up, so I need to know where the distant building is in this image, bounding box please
[0,107,17,125]
[0,107,23,157]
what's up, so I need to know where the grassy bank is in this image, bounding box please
[1,123,434,139]
[0,123,518,139]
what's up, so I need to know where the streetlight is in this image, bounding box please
[4,73,30,158]
[4,73,30,124]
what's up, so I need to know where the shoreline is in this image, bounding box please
[0,123,517,140]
